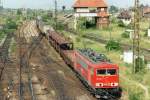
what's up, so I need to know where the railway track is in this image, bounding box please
[0,33,13,80]
[17,20,74,100]
[65,28,150,61]
[0,32,18,99]
[0,20,98,100]
[18,38,35,100]
[17,21,38,100]
[29,34,96,100]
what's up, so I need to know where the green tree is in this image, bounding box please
[6,18,17,29]
[62,5,66,12]
[118,20,125,27]
[17,9,22,15]
[109,5,119,14]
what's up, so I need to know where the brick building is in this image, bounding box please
[142,7,150,18]
[73,0,109,29]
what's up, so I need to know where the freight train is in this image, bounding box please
[36,19,122,99]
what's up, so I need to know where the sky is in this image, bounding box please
[2,0,150,9]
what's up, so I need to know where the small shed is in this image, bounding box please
[147,63,150,69]
[123,51,133,64]
[142,7,150,18]
[125,29,134,39]
[148,29,150,37]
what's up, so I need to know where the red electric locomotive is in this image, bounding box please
[74,49,121,99]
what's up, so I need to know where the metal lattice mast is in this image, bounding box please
[0,0,2,7]
[133,0,140,73]
[54,0,58,30]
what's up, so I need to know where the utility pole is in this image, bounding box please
[0,0,3,9]
[133,0,140,73]
[54,0,57,30]
[149,15,150,28]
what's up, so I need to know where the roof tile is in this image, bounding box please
[73,0,107,8]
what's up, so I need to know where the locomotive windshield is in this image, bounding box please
[97,69,117,76]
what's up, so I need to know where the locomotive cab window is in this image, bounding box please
[97,69,117,76]
[97,69,106,75]
[107,69,116,75]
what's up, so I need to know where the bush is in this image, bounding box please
[118,20,125,27]
[6,18,18,29]
[135,57,145,73]
[144,30,148,37]
[126,23,132,29]
[121,31,130,38]
[105,40,121,51]
[110,17,118,24]
[77,17,87,29]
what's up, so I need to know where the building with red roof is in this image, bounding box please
[142,7,150,18]
[73,0,109,29]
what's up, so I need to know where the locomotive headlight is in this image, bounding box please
[96,83,103,87]
[111,83,118,86]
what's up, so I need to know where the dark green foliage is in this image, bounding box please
[109,5,119,14]
[144,30,148,37]
[41,14,50,22]
[17,9,22,15]
[6,18,17,29]
[105,40,121,51]
[83,21,96,29]
[118,20,125,27]
[57,22,65,30]
[4,29,15,33]
[77,17,87,29]
[135,57,145,73]
[126,23,132,29]
[0,29,6,39]
[121,31,130,38]
[110,17,118,24]
[41,13,55,26]
[77,17,96,29]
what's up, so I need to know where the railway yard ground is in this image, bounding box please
[0,19,149,100]
[0,18,149,100]
[0,0,150,99]
[0,20,96,100]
